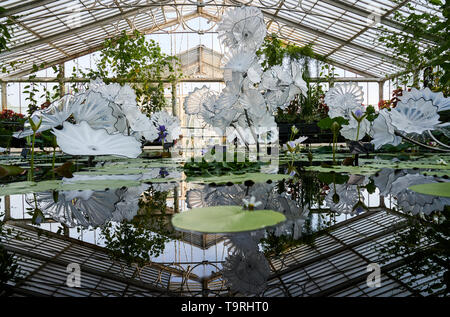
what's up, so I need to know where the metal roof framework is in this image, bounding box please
[0,0,442,79]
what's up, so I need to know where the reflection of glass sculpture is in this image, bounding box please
[222,251,271,295]
[373,168,450,216]
[186,182,309,239]
[27,183,153,228]
[324,181,366,215]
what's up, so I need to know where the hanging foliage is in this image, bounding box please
[81,30,182,116]
[377,0,449,93]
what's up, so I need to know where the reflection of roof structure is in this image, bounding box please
[0,223,204,296]
[0,0,442,79]
[2,207,445,296]
[264,209,441,297]
[177,231,225,250]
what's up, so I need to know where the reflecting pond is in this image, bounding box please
[1,151,449,296]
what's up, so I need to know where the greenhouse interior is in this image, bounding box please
[0,0,449,300]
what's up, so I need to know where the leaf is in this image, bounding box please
[186,172,292,184]
[0,164,25,178]
[408,182,450,198]
[304,165,381,176]
[317,172,349,185]
[53,161,74,178]
[172,205,286,233]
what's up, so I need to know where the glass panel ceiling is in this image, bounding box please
[0,0,442,79]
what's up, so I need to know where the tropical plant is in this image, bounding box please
[81,30,181,116]
[377,0,449,92]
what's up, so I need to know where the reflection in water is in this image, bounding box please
[1,167,449,296]
[373,169,450,216]
[26,185,148,228]
[187,182,310,240]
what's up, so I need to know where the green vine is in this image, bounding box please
[80,30,182,116]
[377,0,449,93]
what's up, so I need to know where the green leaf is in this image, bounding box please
[408,182,450,198]
[186,172,292,184]
[0,164,25,178]
[172,205,286,233]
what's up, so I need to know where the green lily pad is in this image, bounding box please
[303,165,381,176]
[172,205,286,233]
[408,182,450,198]
[0,178,141,196]
[420,171,450,178]
[186,172,291,184]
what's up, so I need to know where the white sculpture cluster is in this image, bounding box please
[324,84,450,149]
[14,79,182,158]
[183,6,308,145]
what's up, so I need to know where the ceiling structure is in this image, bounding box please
[0,0,441,79]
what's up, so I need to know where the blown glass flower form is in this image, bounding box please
[324,184,361,214]
[340,116,370,141]
[183,85,218,115]
[224,231,264,255]
[217,6,267,51]
[239,88,266,117]
[222,49,256,73]
[399,87,450,112]
[370,109,402,150]
[14,94,74,138]
[52,121,142,158]
[150,111,182,143]
[222,252,271,295]
[71,91,119,134]
[324,83,364,119]
[389,98,446,134]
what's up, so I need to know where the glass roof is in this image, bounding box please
[0,0,442,78]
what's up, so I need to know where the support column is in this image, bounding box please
[173,184,179,213]
[378,80,385,104]
[4,196,11,221]
[1,82,7,110]
[58,63,65,96]
[171,81,178,117]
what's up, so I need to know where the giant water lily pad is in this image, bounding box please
[0,178,141,196]
[408,182,450,198]
[172,206,286,233]
[303,165,381,176]
[186,172,291,184]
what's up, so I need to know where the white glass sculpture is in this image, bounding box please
[52,121,142,158]
[324,82,364,119]
[217,6,266,52]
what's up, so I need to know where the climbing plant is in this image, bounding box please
[81,30,182,116]
[377,0,449,93]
